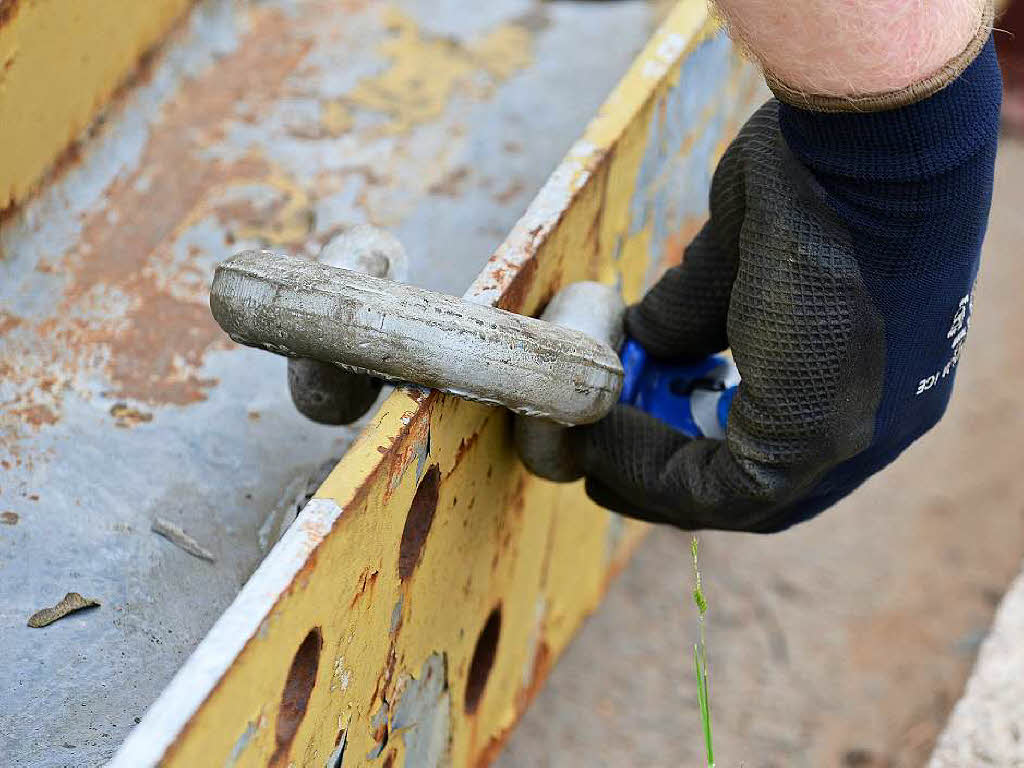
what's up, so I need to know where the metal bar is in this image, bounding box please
[110,4,764,766]
[209,253,624,425]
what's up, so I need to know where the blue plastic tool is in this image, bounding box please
[618,338,739,439]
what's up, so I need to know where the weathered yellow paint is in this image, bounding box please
[347,8,534,133]
[0,0,195,209]
[231,168,316,247]
[321,100,355,138]
[114,3,766,766]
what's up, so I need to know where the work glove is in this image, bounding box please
[578,35,1002,532]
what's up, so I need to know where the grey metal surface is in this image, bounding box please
[211,253,624,424]
[0,1,658,765]
[286,226,406,425]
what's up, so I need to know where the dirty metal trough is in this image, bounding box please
[0,0,764,765]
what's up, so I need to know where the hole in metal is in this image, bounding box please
[272,627,323,765]
[398,465,440,581]
[464,605,502,714]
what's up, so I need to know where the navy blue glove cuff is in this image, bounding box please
[779,37,1002,182]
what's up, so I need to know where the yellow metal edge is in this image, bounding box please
[0,0,195,210]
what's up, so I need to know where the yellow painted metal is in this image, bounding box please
[0,0,194,209]
[126,3,766,766]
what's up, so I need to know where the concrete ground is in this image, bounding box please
[498,138,1024,767]
[929,568,1024,766]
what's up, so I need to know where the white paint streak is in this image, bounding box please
[464,137,597,308]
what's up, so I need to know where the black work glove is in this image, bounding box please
[578,40,1001,532]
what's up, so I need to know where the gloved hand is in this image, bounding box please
[578,36,1001,532]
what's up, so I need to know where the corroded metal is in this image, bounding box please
[0,1,667,765]
[109,4,765,766]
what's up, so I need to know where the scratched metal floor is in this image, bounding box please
[0,1,659,764]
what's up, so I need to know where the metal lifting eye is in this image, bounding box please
[669,377,727,397]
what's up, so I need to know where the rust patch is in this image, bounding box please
[464,605,501,715]
[110,403,154,428]
[369,609,403,711]
[398,465,441,581]
[494,256,538,313]
[524,641,552,705]
[102,292,223,405]
[349,567,380,608]
[0,310,21,335]
[449,430,482,475]
[506,474,527,517]
[428,167,470,197]
[11,404,59,428]
[0,0,20,28]
[4,8,312,425]
[372,718,389,751]
[1,511,18,525]
[493,179,524,205]
[474,732,507,768]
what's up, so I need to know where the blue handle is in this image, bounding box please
[618,338,739,439]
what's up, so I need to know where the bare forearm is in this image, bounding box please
[714,0,990,102]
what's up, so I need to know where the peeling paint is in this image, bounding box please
[224,715,262,768]
[391,653,452,768]
[3,0,767,764]
[366,699,391,760]
[390,595,405,635]
[347,8,533,134]
[325,725,348,768]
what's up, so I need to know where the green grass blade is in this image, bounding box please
[690,536,715,767]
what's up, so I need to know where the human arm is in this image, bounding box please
[578,0,1001,531]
